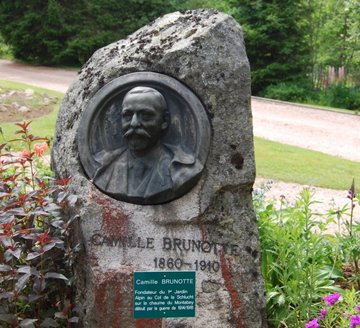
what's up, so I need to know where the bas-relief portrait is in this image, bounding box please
[77,72,210,205]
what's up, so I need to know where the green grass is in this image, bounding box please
[0,80,63,147]
[301,101,358,115]
[255,137,360,190]
[0,80,358,190]
[254,96,358,115]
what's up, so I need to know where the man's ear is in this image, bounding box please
[161,121,168,130]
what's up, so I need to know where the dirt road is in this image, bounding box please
[0,59,76,93]
[252,97,360,162]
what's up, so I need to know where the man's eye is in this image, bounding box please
[141,111,155,120]
[142,114,152,120]
[122,112,132,119]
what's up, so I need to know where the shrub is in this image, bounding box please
[0,34,12,59]
[262,81,317,103]
[320,83,360,111]
[262,80,360,111]
[0,122,78,327]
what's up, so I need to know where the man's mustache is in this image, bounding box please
[123,128,151,139]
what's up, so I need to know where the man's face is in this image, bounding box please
[121,92,167,152]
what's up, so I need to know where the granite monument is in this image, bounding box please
[52,9,267,328]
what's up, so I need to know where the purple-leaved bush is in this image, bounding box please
[0,122,79,327]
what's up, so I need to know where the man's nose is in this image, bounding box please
[130,113,141,127]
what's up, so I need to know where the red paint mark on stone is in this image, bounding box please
[135,318,162,328]
[87,250,99,267]
[92,271,163,327]
[220,252,246,328]
[93,271,131,327]
[92,192,132,237]
[94,272,122,327]
[94,278,107,320]
[199,222,208,240]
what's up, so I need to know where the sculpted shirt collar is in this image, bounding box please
[163,143,195,166]
[128,145,162,169]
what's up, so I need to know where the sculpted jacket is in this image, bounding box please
[91,143,203,204]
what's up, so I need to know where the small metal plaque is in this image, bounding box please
[133,271,196,318]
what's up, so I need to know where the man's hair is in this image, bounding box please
[123,86,167,112]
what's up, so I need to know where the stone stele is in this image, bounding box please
[52,9,267,328]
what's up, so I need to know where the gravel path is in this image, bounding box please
[0,59,76,93]
[251,97,359,221]
[252,96,360,162]
[0,59,359,219]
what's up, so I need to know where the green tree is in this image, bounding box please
[302,0,327,85]
[227,0,311,94]
[185,0,314,94]
[316,0,360,82]
[0,0,183,66]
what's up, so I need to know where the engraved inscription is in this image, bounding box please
[153,257,220,272]
[90,233,241,274]
[162,237,240,256]
[90,234,240,256]
[90,234,154,248]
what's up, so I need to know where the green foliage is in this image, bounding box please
[2,0,360,99]
[0,1,58,64]
[316,0,360,70]
[0,122,78,327]
[262,80,360,111]
[328,180,360,290]
[0,0,182,65]
[298,0,360,90]
[0,34,12,59]
[186,0,360,96]
[227,0,311,94]
[184,0,231,11]
[255,186,343,327]
[255,180,360,327]
[320,83,360,111]
[262,80,317,103]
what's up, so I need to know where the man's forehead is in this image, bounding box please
[122,93,162,110]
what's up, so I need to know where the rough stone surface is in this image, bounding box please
[52,9,267,327]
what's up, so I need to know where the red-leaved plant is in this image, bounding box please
[0,122,79,327]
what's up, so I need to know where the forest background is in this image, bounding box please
[0,0,359,110]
